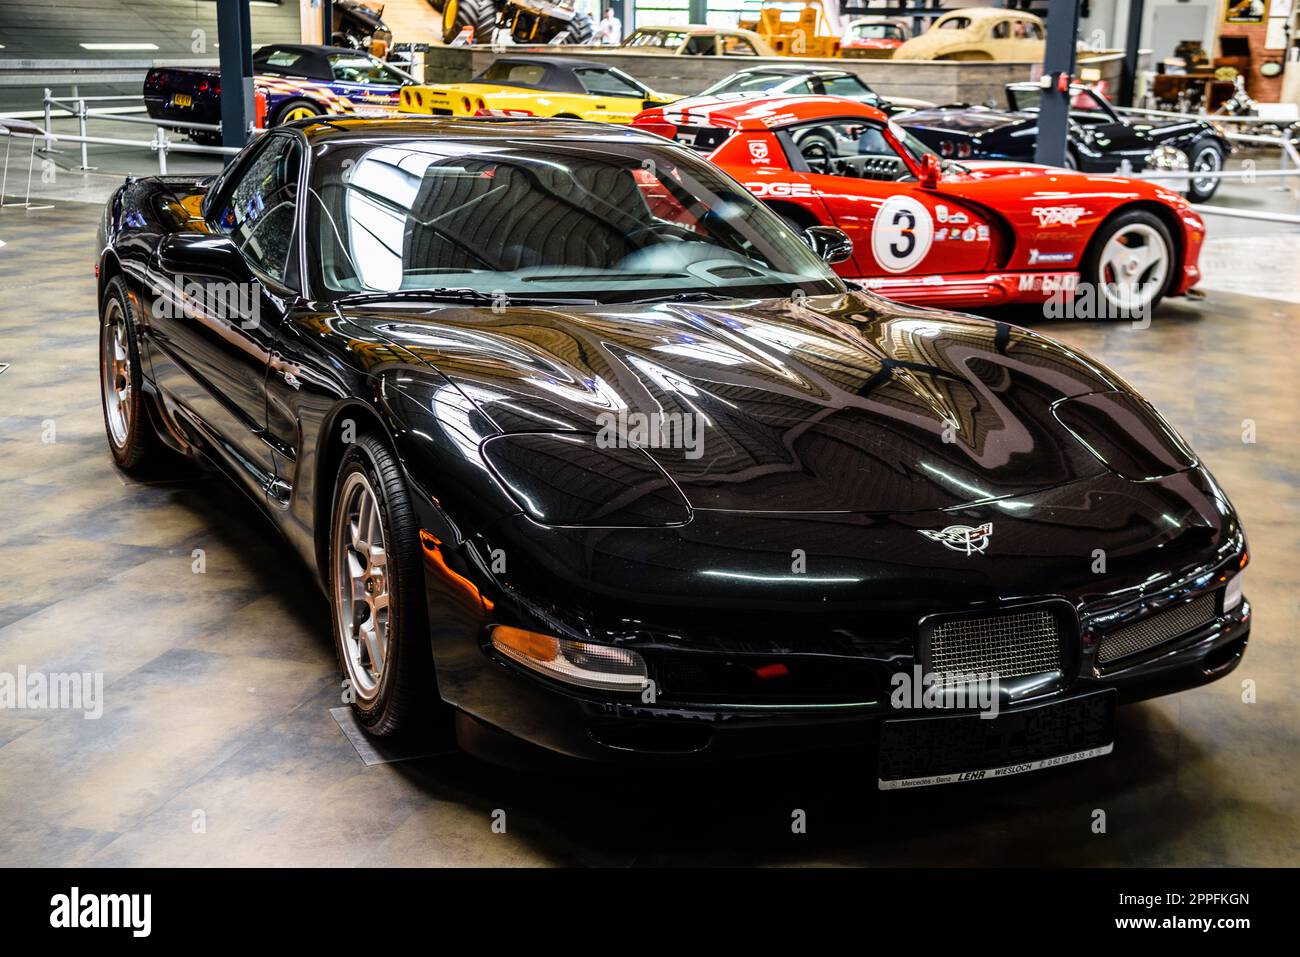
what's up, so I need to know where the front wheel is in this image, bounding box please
[99,276,168,472]
[1186,140,1224,203]
[329,434,437,737]
[1080,210,1174,318]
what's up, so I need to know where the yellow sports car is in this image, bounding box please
[398,55,679,123]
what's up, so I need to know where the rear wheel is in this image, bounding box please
[1186,139,1224,203]
[329,434,438,737]
[99,276,167,473]
[442,0,498,44]
[273,97,323,126]
[1080,209,1174,318]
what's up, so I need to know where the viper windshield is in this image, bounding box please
[306,135,844,303]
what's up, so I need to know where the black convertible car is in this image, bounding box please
[96,117,1249,785]
[896,83,1230,203]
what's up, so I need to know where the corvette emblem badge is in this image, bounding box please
[918,522,993,555]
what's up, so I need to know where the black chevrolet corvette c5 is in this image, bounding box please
[95,116,1250,786]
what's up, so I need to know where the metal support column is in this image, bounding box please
[322,0,334,46]
[217,0,255,152]
[1034,0,1081,168]
[1120,0,1146,107]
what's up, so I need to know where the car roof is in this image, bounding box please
[673,94,888,129]
[730,66,853,78]
[938,7,1041,22]
[296,114,675,145]
[633,23,754,36]
[483,55,605,71]
[255,43,367,58]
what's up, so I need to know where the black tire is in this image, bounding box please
[99,276,166,473]
[772,209,811,238]
[442,0,498,44]
[1185,139,1224,203]
[328,434,438,737]
[271,97,323,127]
[566,12,595,45]
[1079,209,1174,319]
[426,0,446,13]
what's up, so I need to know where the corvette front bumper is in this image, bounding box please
[435,586,1250,769]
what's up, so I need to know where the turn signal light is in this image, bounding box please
[1224,571,1245,613]
[491,626,649,693]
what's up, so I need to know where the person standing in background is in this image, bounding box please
[598,7,623,45]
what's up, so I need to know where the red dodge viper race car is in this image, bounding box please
[632,95,1205,311]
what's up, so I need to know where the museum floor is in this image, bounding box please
[0,201,1296,867]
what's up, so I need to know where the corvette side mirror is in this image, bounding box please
[919,152,942,189]
[803,226,853,265]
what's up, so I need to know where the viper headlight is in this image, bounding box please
[491,626,649,692]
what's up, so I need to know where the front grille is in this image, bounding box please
[1097,592,1218,665]
[926,608,1063,682]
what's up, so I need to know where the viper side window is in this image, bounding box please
[786,120,911,182]
[215,133,302,285]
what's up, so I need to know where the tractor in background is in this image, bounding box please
[430,0,595,46]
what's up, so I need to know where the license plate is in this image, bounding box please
[171,93,193,109]
[877,689,1115,790]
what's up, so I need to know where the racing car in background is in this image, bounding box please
[143,44,413,142]
[399,56,677,122]
[896,83,1231,203]
[632,94,1205,312]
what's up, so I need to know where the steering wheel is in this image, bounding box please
[799,134,837,175]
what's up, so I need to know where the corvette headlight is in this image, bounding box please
[1053,391,1196,481]
[491,626,649,692]
[1223,571,1245,612]
[481,432,691,528]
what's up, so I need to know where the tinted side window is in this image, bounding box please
[576,68,642,97]
[824,75,871,98]
[683,35,715,55]
[215,134,301,284]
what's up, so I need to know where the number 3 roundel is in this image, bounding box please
[871,196,933,273]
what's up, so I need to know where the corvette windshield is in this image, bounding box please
[307,136,843,303]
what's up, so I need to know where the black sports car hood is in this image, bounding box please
[358,290,1170,515]
[894,108,1029,135]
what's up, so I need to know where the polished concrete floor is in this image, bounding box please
[0,201,1297,867]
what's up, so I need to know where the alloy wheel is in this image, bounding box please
[1098,223,1169,313]
[333,471,390,701]
[101,298,132,449]
[1191,147,1222,198]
